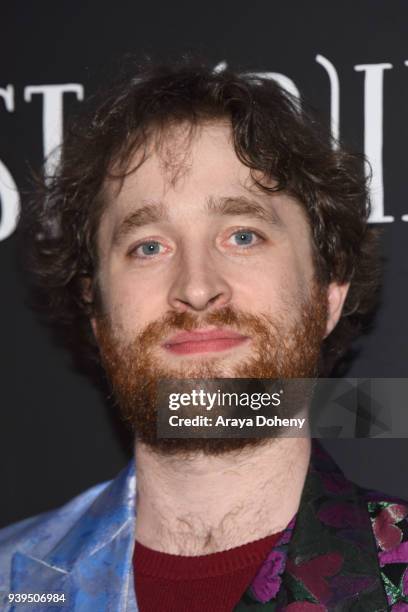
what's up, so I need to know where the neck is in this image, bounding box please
[134,437,311,555]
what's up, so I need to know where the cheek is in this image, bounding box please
[232,253,310,314]
[99,268,166,334]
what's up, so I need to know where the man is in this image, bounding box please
[1,60,407,611]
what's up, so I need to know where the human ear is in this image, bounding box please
[324,281,350,338]
[80,276,98,338]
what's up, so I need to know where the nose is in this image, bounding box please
[167,246,233,313]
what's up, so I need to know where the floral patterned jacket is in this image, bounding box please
[0,440,407,611]
[237,440,408,611]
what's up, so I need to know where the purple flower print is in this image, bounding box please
[251,549,286,603]
[391,603,408,611]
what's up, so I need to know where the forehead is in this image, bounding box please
[100,121,311,237]
[106,121,252,203]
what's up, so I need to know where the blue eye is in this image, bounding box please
[142,241,160,254]
[233,231,255,245]
[135,241,162,257]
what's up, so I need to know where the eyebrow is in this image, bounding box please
[206,195,282,226]
[112,201,169,246]
[112,195,282,246]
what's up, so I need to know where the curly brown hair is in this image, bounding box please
[20,58,381,375]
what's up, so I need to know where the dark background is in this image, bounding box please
[1,0,407,528]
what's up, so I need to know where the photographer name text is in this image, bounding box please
[168,415,306,429]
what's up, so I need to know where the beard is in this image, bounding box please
[95,280,328,456]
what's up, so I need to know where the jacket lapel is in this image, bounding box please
[10,462,138,611]
[236,441,389,611]
[282,440,388,610]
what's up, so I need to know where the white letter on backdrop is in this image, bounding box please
[0,84,19,240]
[24,84,84,176]
[316,54,340,146]
[0,160,20,241]
[354,62,393,222]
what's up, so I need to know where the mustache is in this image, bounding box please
[102,305,281,349]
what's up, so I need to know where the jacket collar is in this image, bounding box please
[238,440,388,610]
[284,440,387,609]
[11,462,138,611]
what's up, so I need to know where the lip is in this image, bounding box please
[163,328,249,355]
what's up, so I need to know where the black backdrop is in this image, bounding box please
[1,0,407,528]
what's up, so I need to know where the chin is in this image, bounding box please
[160,355,246,379]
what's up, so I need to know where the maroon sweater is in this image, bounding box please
[133,531,282,611]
